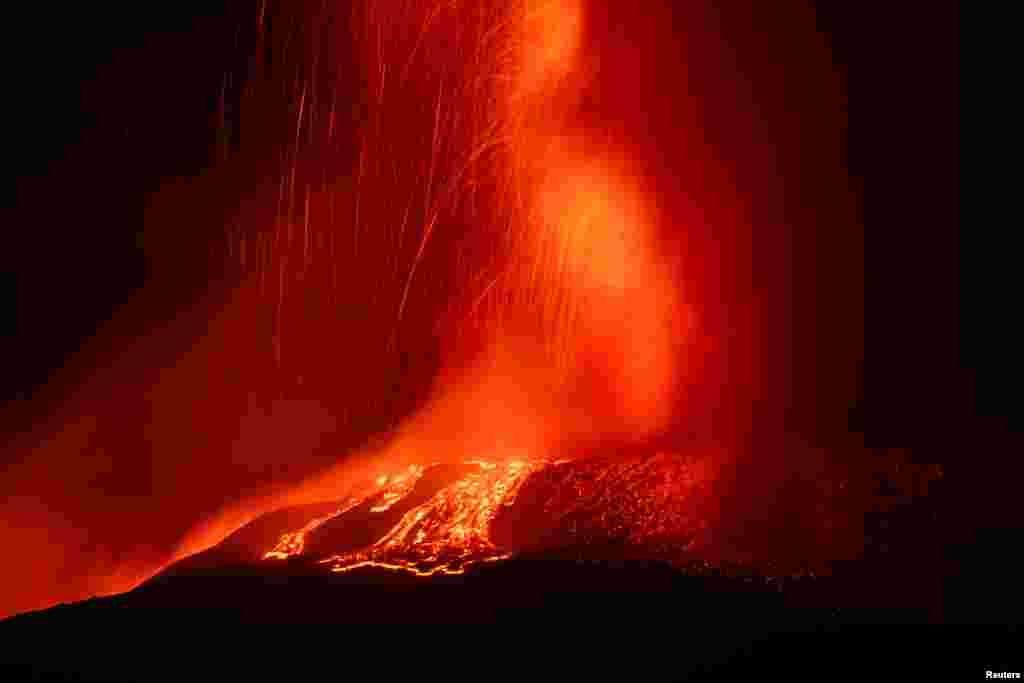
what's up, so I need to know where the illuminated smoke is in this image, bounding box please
[224,0,687,513]
[0,0,867,620]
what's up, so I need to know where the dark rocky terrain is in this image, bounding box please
[3,447,1017,681]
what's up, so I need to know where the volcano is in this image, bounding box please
[0,445,999,681]
[7,447,950,620]
[2,0,993,679]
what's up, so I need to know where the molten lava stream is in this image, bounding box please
[264,459,549,576]
[260,451,723,577]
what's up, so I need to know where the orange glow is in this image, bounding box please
[263,452,720,577]
[0,0,862,622]
[234,0,691,579]
[264,460,547,575]
[519,0,584,95]
[527,139,683,435]
[325,460,543,576]
[265,464,429,560]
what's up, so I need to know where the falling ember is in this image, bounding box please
[233,0,692,578]
[0,0,878,624]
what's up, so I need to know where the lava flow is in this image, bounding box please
[257,450,734,577]
[253,445,936,580]
[236,0,692,579]
[264,459,553,576]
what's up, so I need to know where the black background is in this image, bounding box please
[3,3,245,409]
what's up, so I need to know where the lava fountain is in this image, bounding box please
[177,0,692,569]
[1,0,864,619]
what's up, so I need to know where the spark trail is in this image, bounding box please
[215,0,687,577]
[226,0,683,451]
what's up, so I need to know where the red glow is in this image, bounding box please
[1,0,860,620]
[260,453,720,577]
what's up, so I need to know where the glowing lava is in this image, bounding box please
[263,465,425,560]
[261,451,725,577]
[265,459,553,576]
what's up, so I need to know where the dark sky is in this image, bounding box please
[4,3,243,403]
[2,2,982,458]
